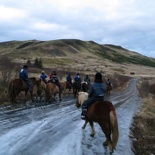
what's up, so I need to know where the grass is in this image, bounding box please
[131,78,155,155]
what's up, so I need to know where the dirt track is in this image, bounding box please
[0,79,141,155]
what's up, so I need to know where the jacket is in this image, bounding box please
[19,68,28,79]
[40,73,47,80]
[88,82,106,98]
[74,75,81,82]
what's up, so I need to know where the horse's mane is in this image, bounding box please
[78,91,88,105]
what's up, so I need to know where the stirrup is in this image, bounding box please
[81,115,86,120]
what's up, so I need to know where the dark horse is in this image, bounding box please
[81,82,90,92]
[8,77,41,103]
[72,81,81,97]
[76,92,119,153]
[106,83,112,96]
[65,81,73,94]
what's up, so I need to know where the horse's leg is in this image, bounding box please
[29,90,34,102]
[99,122,113,153]
[82,120,88,129]
[89,121,95,137]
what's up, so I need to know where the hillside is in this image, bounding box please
[1,39,155,77]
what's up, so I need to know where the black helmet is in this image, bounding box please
[23,65,28,69]
[95,72,102,81]
[52,71,57,75]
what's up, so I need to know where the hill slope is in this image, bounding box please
[1,39,155,76]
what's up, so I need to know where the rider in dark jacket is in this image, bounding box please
[51,71,62,93]
[74,73,81,83]
[19,65,32,91]
[81,72,107,120]
[66,74,72,84]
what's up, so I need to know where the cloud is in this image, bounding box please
[0,0,155,57]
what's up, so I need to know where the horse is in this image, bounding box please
[65,81,73,94]
[60,81,67,95]
[106,83,112,96]
[81,82,90,92]
[36,80,47,100]
[72,81,81,97]
[8,77,41,103]
[76,91,119,153]
[45,82,61,102]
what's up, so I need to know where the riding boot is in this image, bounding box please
[81,109,87,120]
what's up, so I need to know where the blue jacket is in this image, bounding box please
[88,82,106,98]
[40,73,47,80]
[19,68,28,80]
[66,75,72,82]
[74,75,81,82]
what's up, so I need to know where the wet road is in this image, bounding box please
[0,79,141,155]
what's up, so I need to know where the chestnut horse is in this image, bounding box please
[76,92,119,153]
[45,82,61,102]
[8,77,41,103]
[36,80,47,100]
[73,81,81,97]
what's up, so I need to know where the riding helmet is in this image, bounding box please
[42,71,45,74]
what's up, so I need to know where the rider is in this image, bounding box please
[106,79,111,85]
[74,73,82,83]
[49,72,53,79]
[19,65,32,91]
[40,71,48,83]
[51,71,62,93]
[84,75,90,85]
[66,74,72,84]
[74,73,82,90]
[81,72,107,120]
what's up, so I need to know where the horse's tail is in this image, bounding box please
[110,110,119,150]
[8,80,14,101]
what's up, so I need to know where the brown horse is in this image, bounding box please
[73,81,81,97]
[106,83,112,96]
[76,92,119,153]
[8,77,41,103]
[45,82,61,102]
[36,80,47,100]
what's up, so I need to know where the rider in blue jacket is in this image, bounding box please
[19,65,32,91]
[81,72,107,120]
[66,74,72,84]
[40,71,47,83]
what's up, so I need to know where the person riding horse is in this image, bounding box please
[106,79,111,86]
[66,74,72,84]
[81,72,107,120]
[84,75,90,85]
[19,65,32,91]
[40,71,48,84]
[50,71,62,94]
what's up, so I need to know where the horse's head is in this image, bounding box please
[76,91,88,108]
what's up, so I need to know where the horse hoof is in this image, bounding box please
[103,141,108,146]
[90,134,94,137]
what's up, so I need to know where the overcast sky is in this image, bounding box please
[0,0,155,58]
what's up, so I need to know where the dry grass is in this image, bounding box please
[131,78,155,155]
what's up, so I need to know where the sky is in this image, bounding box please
[0,0,155,58]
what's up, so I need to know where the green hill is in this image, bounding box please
[0,39,155,68]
